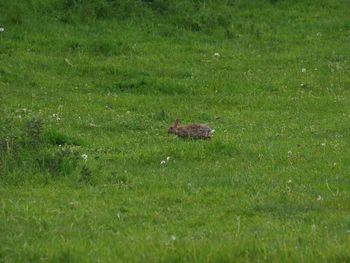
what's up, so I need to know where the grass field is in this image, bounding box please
[1,0,350,262]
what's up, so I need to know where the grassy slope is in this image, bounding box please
[1,0,350,262]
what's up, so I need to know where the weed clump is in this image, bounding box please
[0,114,84,181]
[80,165,92,184]
[24,118,43,147]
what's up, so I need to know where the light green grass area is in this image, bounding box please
[1,0,350,262]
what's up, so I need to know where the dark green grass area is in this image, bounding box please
[1,0,350,262]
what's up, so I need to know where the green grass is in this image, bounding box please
[1,0,350,262]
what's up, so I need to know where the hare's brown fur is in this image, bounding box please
[168,118,212,139]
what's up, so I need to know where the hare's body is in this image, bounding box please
[168,119,213,139]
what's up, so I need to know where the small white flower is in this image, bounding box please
[160,160,166,165]
[81,154,88,161]
[317,195,322,201]
[321,143,326,147]
[301,68,306,73]
[288,150,292,157]
[166,156,171,162]
[171,235,176,241]
[52,113,61,121]
[68,200,78,208]
[288,179,292,184]
[213,52,220,58]
[0,27,4,32]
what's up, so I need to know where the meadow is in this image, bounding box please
[1,0,350,262]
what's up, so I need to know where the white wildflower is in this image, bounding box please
[288,150,292,157]
[321,143,326,147]
[52,113,61,121]
[166,156,171,162]
[213,52,220,58]
[317,195,322,201]
[68,200,78,209]
[81,154,88,162]
[301,68,306,73]
[171,235,176,241]
[160,160,166,165]
[0,27,4,32]
[288,179,292,184]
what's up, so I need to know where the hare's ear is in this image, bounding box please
[175,118,179,127]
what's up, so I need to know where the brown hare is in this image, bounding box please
[168,118,213,140]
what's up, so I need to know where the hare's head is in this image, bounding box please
[168,118,179,134]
